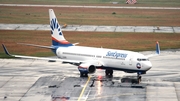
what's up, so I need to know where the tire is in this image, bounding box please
[80,73,88,77]
[105,69,113,76]
[105,70,109,76]
[80,73,84,77]
[110,70,113,76]
[85,73,88,77]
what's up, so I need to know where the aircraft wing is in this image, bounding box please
[2,44,82,63]
[2,44,104,67]
[18,42,79,48]
[2,44,103,66]
[146,41,160,58]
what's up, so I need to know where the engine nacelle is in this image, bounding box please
[88,65,96,73]
[78,63,96,74]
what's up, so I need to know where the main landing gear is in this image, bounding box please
[105,69,113,77]
[80,72,88,77]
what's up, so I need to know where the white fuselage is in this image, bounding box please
[56,46,152,72]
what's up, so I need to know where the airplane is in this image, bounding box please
[2,9,160,83]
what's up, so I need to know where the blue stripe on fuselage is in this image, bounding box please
[52,40,73,47]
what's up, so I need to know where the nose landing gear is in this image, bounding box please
[137,72,142,84]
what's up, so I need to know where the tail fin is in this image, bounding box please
[49,9,73,46]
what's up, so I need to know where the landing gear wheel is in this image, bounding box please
[105,69,113,76]
[138,76,141,83]
[105,70,108,76]
[85,73,88,77]
[80,73,88,77]
[80,73,83,77]
[110,70,113,76]
[137,72,142,84]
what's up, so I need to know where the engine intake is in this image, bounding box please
[88,65,96,73]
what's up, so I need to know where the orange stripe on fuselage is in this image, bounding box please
[52,37,70,44]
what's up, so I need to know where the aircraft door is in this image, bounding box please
[129,55,133,65]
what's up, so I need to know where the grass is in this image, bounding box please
[0,0,180,7]
[0,6,180,26]
[1,30,180,58]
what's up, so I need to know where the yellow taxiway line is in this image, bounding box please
[77,76,91,101]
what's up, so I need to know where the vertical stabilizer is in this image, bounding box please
[49,9,72,46]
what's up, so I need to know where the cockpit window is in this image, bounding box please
[137,58,149,61]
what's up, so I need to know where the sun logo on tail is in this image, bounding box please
[50,18,62,35]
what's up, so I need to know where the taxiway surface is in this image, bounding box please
[0,23,180,33]
[0,50,180,101]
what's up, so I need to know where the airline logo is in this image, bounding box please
[106,51,128,59]
[50,18,62,35]
[136,63,141,69]
[50,17,72,46]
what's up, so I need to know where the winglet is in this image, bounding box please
[156,41,160,55]
[146,41,160,58]
[2,44,12,56]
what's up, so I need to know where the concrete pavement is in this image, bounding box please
[0,50,180,101]
[0,23,180,33]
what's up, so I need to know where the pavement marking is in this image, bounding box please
[78,76,91,101]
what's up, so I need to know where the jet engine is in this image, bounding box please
[78,63,96,74]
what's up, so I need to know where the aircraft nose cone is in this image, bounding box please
[146,62,152,70]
